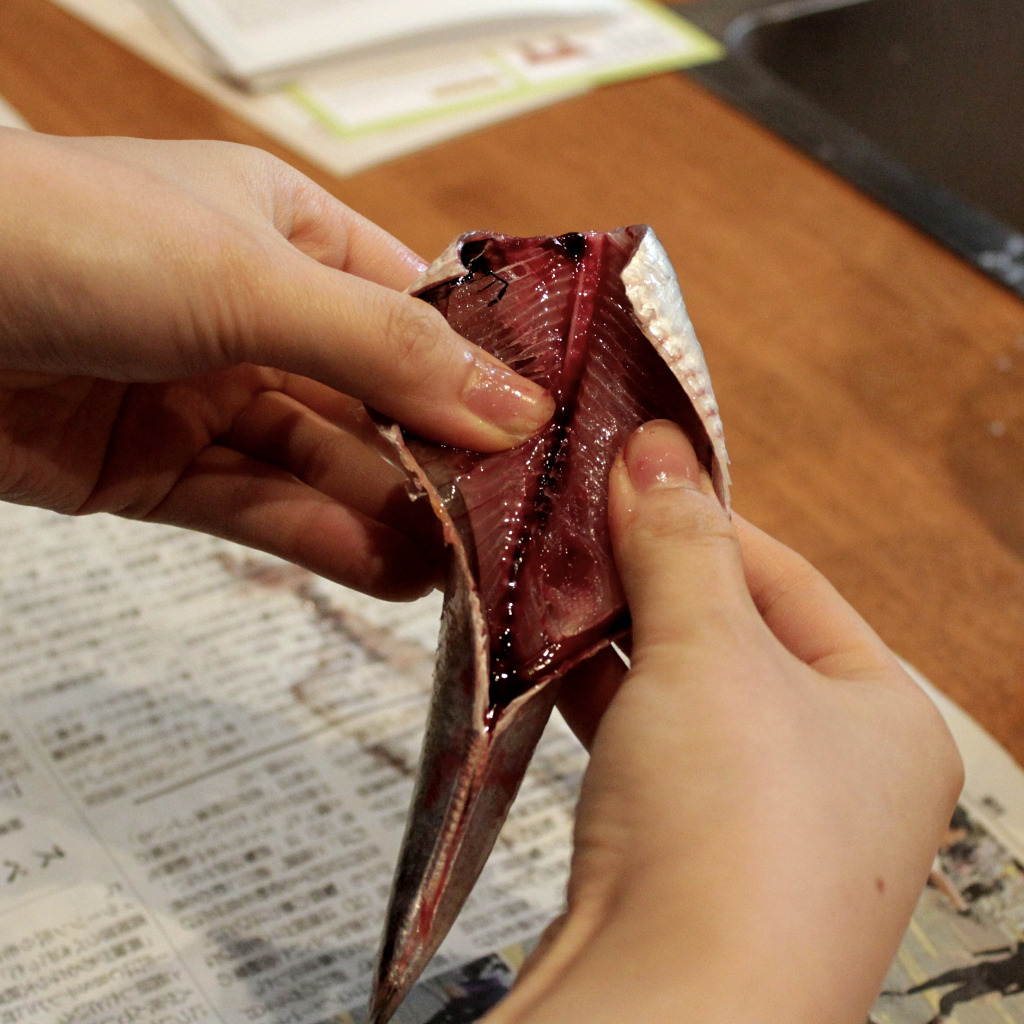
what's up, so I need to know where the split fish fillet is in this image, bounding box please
[368,225,730,1023]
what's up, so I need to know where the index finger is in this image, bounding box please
[734,514,899,679]
[250,262,555,451]
[285,189,428,291]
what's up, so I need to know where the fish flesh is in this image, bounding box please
[369,226,730,1021]
[368,225,729,1023]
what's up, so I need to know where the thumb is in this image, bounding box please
[609,419,748,652]
[225,255,555,453]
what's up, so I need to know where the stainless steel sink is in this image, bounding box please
[676,0,1024,298]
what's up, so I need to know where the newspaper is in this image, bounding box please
[3,502,1024,1023]
[0,504,585,1024]
[0,96,29,130]
[874,670,1024,1024]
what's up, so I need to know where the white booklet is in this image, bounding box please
[51,0,723,175]
[3,502,1019,1022]
[149,0,621,88]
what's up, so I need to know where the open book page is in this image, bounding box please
[0,504,584,1024]
[49,0,722,175]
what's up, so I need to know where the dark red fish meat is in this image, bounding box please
[367,225,729,1023]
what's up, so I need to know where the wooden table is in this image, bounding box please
[2,0,1023,762]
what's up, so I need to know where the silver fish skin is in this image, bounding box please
[366,225,729,1024]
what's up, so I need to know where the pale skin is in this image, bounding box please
[0,128,554,599]
[0,131,963,1024]
[495,420,963,1024]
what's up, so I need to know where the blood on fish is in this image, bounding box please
[404,229,715,717]
[367,226,730,1024]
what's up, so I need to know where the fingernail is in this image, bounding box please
[623,420,702,492]
[462,357,555,440]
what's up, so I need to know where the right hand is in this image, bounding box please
[491,419,963,1024]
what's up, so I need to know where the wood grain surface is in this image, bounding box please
[3,0,1023,760]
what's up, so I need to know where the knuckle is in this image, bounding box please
[631,489,736,550]
[372,299,468,409]
[754,557,822,624]
[379,299,459,394]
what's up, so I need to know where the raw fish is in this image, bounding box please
[367,226,729,1023]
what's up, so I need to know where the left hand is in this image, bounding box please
[0,131,553,599]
